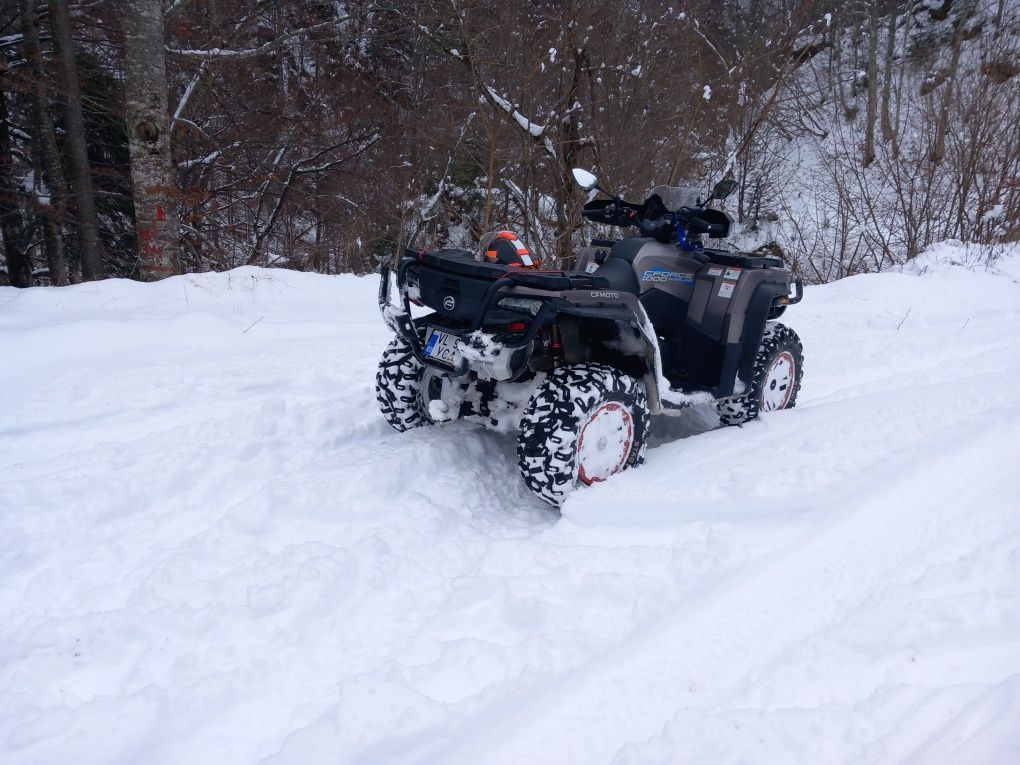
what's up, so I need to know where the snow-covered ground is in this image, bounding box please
[2,243,1019,764]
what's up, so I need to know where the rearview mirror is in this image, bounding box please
[572,168,598,191]
[711,178,738,200]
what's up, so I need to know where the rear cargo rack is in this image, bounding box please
[405,247,610,291]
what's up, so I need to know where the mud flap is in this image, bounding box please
[632,302,665,415]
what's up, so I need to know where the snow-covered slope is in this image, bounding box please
[2,244,1019,764]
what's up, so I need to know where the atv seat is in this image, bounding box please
[607,236,651,263]
[594,257,639,293]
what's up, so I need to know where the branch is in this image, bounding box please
[689,18,730,76]
[0,34,24,51]
[166,18,350,60]
[249,133,380,262]
[173,61,209,123]
[163,0,193,17]
[412,111,477,225]
[293,141,377,175]
[178,142,238,170]
[171,8,269,124]
[483,86,547,139]
[416,21,557,161]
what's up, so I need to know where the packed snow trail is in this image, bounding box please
[1,244,1019,764]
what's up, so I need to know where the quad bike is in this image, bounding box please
[376,169,804,506]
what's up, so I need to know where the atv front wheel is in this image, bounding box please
[717,322,803,426]
[517,364,650,507]
[375,334,434,431]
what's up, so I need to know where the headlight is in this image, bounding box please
[498,296,544,316]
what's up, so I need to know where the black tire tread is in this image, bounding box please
[375,334,433,431]
[717,322,804,426]
[517,363,649,507]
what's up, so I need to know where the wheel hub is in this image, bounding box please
[761,351,795,412]
[576,402,634,485]
[419,368,450,420]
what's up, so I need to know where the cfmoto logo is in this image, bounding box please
[443,295,456,310]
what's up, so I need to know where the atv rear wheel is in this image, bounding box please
[375,334,434,431]
[517,364,650,507]
[717,322,803,426]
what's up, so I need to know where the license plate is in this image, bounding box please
[423,328,461,367]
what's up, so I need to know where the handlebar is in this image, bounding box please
[580,198,641,227]
[582,194,732,242]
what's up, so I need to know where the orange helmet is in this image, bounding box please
[478,230,539,269]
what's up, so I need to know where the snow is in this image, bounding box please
[733,5,1020,275]
[2,247,1020,764]
[484,86,547,139]
[982,204,1005,222]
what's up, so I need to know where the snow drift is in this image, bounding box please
[1,242,1019,764]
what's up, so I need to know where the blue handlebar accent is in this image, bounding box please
[674,213,704,252]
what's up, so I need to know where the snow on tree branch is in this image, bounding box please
[178,142,239,170]
[414,21,557,161]
[480,86,557,160]
[166,18,350,60]
[173,61,209,123]
[163,0,193,16]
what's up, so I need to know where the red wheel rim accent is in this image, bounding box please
[576,401,634,485]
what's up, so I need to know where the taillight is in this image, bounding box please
[507,321,527,332]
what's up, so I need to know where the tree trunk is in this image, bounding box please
[863,7,879,167]
[48,0,104,280]
[891,8,913,161]
[122,0,179,279]
[880,12,897,144]
[932,2,969,165]
[21,0,68,286]
[0,79,32,287]
[554,46,587,269]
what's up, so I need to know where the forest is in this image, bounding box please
[1,0,1018,287]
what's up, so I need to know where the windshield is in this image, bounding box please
[649,185,700,211]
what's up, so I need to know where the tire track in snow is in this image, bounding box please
[396,405,1020,765]
[262,312,1020,765]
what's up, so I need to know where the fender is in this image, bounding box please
[735,280,794,389]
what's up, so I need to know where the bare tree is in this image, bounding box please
[122,0,179,279]
[48,0,104,280]
[863,4,879,167]
[4,0,1010,287]
[20,0,68,285]
[880,10,897,144]
[932,0,972,164]
[0,72,31,287]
